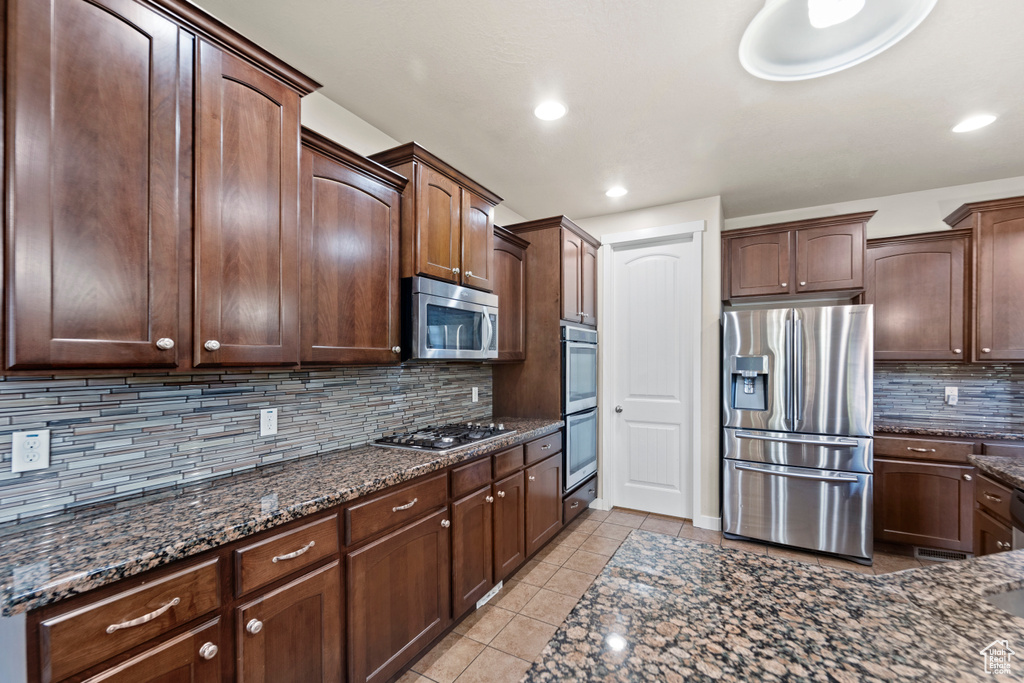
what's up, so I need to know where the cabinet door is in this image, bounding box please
[865,237,967,361]
[974,508,1013,556]
[874,459,974,552]
[795,222,864,294]
[561,230,583,322]
[452,486,494,619]
[525,454,563,556]
[415,165,462,283]
[581,242,598,327]
[82,619,221,683]
[195,40,300,366]
[975,207,1024,361]
[6,0,186,369]
[461,191,495,291]
[300,148,401,364]
[493,471,526,582]
[727,231,791,298]
[347,509,450,683]
[236,561,342,683]
[493,235,526,361]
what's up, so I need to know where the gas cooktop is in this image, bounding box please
[374,423,515,454]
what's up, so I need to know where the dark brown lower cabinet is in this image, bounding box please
[975,509,1013,556]
[452,486,495,619]
[347,509,451,683]
[82,619,221,683]
[493,471,527,582]
[236,561,342,683]
[874,458,974,552]
[525,454,563,556]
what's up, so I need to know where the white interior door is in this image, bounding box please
[610,236,699,517]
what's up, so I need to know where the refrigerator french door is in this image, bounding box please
[722,305,874,562]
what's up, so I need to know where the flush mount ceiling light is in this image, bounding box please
[605,186,628,198]
[739,0,937,81]
[534,101,567,121]
[952,114,997,133]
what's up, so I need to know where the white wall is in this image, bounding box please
[578,196,723,528]
[725,175,1024,238]
[301,93,526,226]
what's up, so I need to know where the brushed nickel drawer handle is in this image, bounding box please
[906,447,936,453]
[106,597,180,634]
[570,501,580,509]
[272,540,315,563]
[393,498,418,512]
[982,348,991,353]
[541,444,551,450]
[985,492,1003,503]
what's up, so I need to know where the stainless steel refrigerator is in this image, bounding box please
[722,305,874,563]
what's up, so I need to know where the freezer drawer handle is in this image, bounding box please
[734,463,859,483]
[735,431,859,447]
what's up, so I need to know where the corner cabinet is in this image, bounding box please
[299,129,407,364]
[864,231,970,361]
[945,196,1024,362]
[722,212,873,303]
[369,143,502,292]
[492,228,529,362]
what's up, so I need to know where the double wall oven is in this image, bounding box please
[562,323,598,492]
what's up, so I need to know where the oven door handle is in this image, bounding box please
[734,463,859,483]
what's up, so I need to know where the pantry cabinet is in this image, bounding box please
[492,228,529,362]
[369,143,502,292]
[864,231,970,361]
[299,129,407,364]
[722,212,873,302]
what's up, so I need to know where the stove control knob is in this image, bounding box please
[497,423,504,431]
[467,422,474,428]
[489,423,495,429]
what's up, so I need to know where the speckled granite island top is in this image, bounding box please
[875,420,1024,442]
[0,417,561,616]
[527,531,1024,682]
[970,454,1024,490]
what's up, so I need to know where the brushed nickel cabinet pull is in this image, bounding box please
[570,501,580,509]
[906,447,936,453]
[272,540,315,563]
[156,338,175,350]
[541,444,551,450]
[246,619,263,635]
[441,519,451,528]
[982,348,991,353]
[984,492,1003,503]
[392,498,418,512]
[528,475,536,481]
[106,597,180,634]
[497,490,506,498]
[998,541,1011,550]
[963,474,973,481]
[204,340,221,352]
[485,495,494,503]
[199,642,218,660]
[953,348,962,354]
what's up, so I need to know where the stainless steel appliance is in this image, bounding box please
[375,423,514,454]
[722,305,874,563]
[562,323,598,491]
[403,276,498,361]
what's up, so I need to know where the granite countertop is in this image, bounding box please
[0,417,562,616]
[527,530,1024,682]
[875,420,1024,442]
[970,454,1024,490]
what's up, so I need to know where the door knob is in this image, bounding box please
[615,406,623,413]
[204,340,221,352]
[156,338,175,350]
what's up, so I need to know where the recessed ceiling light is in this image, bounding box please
[952,114,997,133]
[534,101,567,121]
[605,186,628,198]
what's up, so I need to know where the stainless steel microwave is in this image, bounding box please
[402,277,498,361]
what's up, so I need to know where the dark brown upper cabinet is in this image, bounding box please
[369,144,502,292]
[492,228,529,362]
[559,224,599,327]
[722,212,873,302]
[864,231,970,362]
[5,0,189,369]
[945,196,1024,362]
[299,129,407,365]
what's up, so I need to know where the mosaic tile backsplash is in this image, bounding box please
[874,364,1024,430]
[0,364,492,523]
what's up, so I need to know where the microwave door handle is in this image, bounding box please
[483,312,494,352]
[456,324,464,350]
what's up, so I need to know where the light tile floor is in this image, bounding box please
[399,507,942,683]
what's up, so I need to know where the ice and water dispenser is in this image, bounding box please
[729,355,769,411]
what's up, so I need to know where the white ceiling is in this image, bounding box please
[193,0,1024,221]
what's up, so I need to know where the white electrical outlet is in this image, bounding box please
[945,387,958,406]
[12,430,50,473]
[472,387,479,403]
[260,408,278,436]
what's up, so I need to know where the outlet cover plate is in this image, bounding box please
[945,387,958,406]
[260,408,278,437]
[12,430,50,473]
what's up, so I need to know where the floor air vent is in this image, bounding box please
[915,547,971,563]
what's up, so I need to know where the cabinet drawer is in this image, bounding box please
[79,618,221,683]
[493,445,524,479]
[975,473,1014,523]
[525,432,562,465]
[563,475,598,524]
[235,514,339,596]
[874,435,975,463]
[39,558,220,683]
[451,457,492,498]
[346,473,448,546]
[982,441,1024,457]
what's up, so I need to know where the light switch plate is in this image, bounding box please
[472,387,479,403]
[945,387,958,406]
[12,430,50,472]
